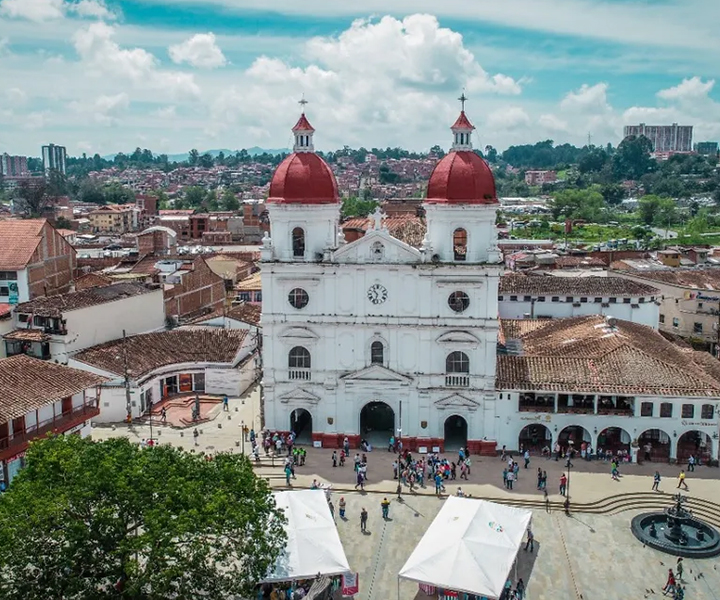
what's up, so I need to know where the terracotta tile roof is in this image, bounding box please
[341,214,427,247]
[74,272,113,291]
[15,282,158,318]
[0,219,46,269]
[499,273,659,296]
[451,111,475,130]
[3,329,51,342]
[227,302,261,326]
[73,328,248,379]
[0,304,12,319]
[500,319,551,341]
[554,256,606,268]
[236,272,261,291]
[497,315,720,397]
[0,355,107,422]
[618,268,720,290]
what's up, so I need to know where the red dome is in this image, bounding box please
[268,152,339,204]
[426,151,498,205]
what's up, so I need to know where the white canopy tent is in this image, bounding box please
[398,497,532,599]
[263,489,351,583]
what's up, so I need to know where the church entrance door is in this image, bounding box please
[360,402,395,449]
[444,415,468,451]
[290,408,312,445]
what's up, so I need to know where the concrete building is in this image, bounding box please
[0,354,107,485]
[261,107,501,454]
[0,219,76,304]
[695,142,719,156]
[70,328,258,423]
[498,273,660,328]
[497,316,720,464]
[88,204,138,233]
[623,123,693,153]
[6,282,165,364]
[42,144,67,175]
[524,171,557,185]
[0,154,28,177]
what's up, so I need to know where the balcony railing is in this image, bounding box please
[0,400,99,458]
[289,368,311,381]
[445,375,470,388]
[556,406,594,414]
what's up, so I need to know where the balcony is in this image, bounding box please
[519,393,554,413]
[445,375,470,388]
[289,368,311,381]
[0,399,99,462]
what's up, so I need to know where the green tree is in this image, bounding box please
[199,153,214,168]
[638,195,661,226]
[188,149,200,166]
[221,189,240,211]
[54,216,73,230]
[600,183,625,205]
[0,436,285,600]
[77,179,105,204]
[341,196,379,218]
[183,186,206,208]
[13,180,48,217]
[655,197,677,229]
[549,189,605,222]
[612,135,655,180]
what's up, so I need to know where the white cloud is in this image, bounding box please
[0,0,63,21]
[560,83,611,114]
[0,0,115,21]
[5,87,26,106]
[68,92,129,124]
[73,22,200,100]
[538,113,569,133]
[0,36,9,54]
[486,106,531,130]
[169,32,226,68]
[657,76,714,102]
[153,105,177,119]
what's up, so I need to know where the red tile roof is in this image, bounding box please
[292,113,315,132]
[73,328,248,379]
[0,219,46,269]
[227,302,261,327]
[0,304,12,319]
[451,111,475,131]
[0,355,107,421]
[499,273,659,296]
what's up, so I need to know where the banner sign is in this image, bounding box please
[342,572,359,596]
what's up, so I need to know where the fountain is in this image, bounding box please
[631,493,720,558]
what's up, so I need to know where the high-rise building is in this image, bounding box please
[623,123,693,153]
[695,141,719,156]
[42,143,67,175]
[0,154,28,176]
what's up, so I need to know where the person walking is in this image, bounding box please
[559,473,567,496]
[343,437,350,456]
[652,470,661,491]
[677,470,689,490]
[355,470,365,491]
[524,528,535,552]
[662,569,676,596]
[328,500,335,521]
[506,470,514,490]
[515,578,525,600]
[523,449,530,469]
[544,488,550,513]
[688,454,695,472]
[160,406,167,424]
[676,557,684,581]
[381,497,390,520]
[360,507,368,533]
[284,463,292,486]
[193,427,199,446]
[536,467,542,490]
[222,395,229,411]
[338,497,346,520]
[332,451,338,468]
[502,467,508,489]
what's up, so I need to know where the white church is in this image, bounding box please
[261,101,503,455]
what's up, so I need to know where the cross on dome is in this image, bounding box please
[450,92,475,151]
[292,96,315,153]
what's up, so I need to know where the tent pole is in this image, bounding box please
[397,576,400,600]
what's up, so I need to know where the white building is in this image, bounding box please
[6,282,165,364]
[69,328,258,423]
[497,315,720,463]
[261,106,503,453]
[499,273,660,328]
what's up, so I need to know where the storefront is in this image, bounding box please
[161,372,205,398]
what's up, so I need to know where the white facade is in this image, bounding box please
[262,201,502,449]
[499,295,659,328]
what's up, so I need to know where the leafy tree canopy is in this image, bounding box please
[0,436,286,600]
[342,196,379,218]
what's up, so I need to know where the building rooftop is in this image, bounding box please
[236,272,262,291]
[614,268,720,290]
[227,302,261,327]
[499,273,659,296]
[497,315,720,397]
[73,328,248,379]
[15,282,159,318]
[0,355,107,422]
[0,219,49,269]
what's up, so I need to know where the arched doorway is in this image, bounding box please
[444,415,468,451]
[638,429,671,462]
[519,424,552,454]
[558,426,591,455]
[290,408,312,445]
[597,427,631,456]
[677,431,713,464]
[360,402,395,448]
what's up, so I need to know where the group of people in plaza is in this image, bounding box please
[662,559,686,599]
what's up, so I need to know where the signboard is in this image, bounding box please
[7,282,18,305]
[418,446,428,454]
[342,572,359,597]
[312,440,322,448]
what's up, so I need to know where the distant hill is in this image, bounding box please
[101,147,289,162]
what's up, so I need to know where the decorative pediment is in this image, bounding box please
[435,393,481,412]
[279,327,319,341]
[435,330,481,347]
[341,364,413,385]
[278,388,321,404]
[333,229,422,264]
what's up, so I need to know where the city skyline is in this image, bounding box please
[0,0,719,156]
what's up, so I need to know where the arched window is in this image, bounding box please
[292,227,305,258]
[371,341,384,365]
[446,351,469,373]
[453,228,467,261]
[288,346,311,369]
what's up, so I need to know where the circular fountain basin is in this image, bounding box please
[631,513,720,558]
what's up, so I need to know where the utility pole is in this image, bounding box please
[122,329,132,424]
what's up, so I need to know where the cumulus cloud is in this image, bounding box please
[486,106,531,130]
[537,113,569,133]
[69,92,129,125]
[169,33,226,68]
[657,76,715,105]
[5,87,27,106]
[73,22,200,100]
[560,83,611,114]
[0,0,115,21]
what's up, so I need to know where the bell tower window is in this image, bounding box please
[453,228,467,261]
[292,227,305,258]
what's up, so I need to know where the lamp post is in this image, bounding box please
[148,398,153,444]
[565,448,572,515]
[241,420,245,455]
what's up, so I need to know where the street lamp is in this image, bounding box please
[241,420,245,454]
[148,398,153,445]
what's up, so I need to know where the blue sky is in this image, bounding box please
[0,0,719,157]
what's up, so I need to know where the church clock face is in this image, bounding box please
[367,283,388,305]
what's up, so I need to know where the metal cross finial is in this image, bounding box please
[458,91,467,112]
[298,95,309,112]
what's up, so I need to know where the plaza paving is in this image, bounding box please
[91,388,720,600]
